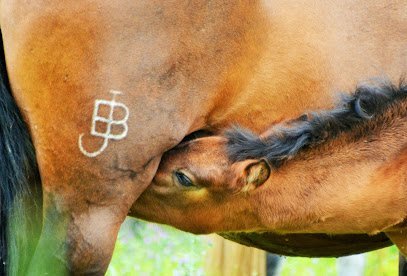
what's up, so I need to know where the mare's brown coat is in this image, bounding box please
[1,0,406,273]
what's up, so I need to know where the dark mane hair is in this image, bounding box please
[0,32,42,275]
[226,81,407,167]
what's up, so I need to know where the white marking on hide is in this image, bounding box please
[78,90,129,157]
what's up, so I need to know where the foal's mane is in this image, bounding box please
[226,81,407,167]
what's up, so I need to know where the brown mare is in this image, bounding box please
[0,0,406,274]
[132,82,407,254]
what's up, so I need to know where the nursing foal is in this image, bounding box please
[133,82,407,255]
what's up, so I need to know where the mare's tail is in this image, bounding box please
[0,31,42,275]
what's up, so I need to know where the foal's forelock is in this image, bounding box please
[226,81,407,167]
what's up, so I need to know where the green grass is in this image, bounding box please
[107,218,399,275]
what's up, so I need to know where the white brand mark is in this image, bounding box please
[79,90,129,157]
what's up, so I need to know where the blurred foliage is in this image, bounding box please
[107,218,399,276]
[281,246,398,276]
[107,218,211,276]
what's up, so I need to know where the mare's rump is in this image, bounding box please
[221,232,391,257]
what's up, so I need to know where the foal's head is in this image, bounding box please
[132,136,271,233]
[133,82,407,234]
[154,137,270,194]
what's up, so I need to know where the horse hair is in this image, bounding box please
[0,32,42,275]
[226,81,407,167]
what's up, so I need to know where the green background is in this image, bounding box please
[107,218,398,276]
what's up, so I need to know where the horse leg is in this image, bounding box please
[399,253,407,276]
[27,156,162,275]
[386,230,407,272]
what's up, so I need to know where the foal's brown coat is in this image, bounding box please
[133,85,407,254]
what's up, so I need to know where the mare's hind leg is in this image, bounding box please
[27,156,162,275]
[2,1,199,273]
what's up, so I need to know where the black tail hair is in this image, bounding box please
[226,81,407,167]
[0,31,42,275]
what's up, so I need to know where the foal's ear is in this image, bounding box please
[238,159,271,191]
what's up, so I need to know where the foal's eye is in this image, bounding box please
[174,171,194,187]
